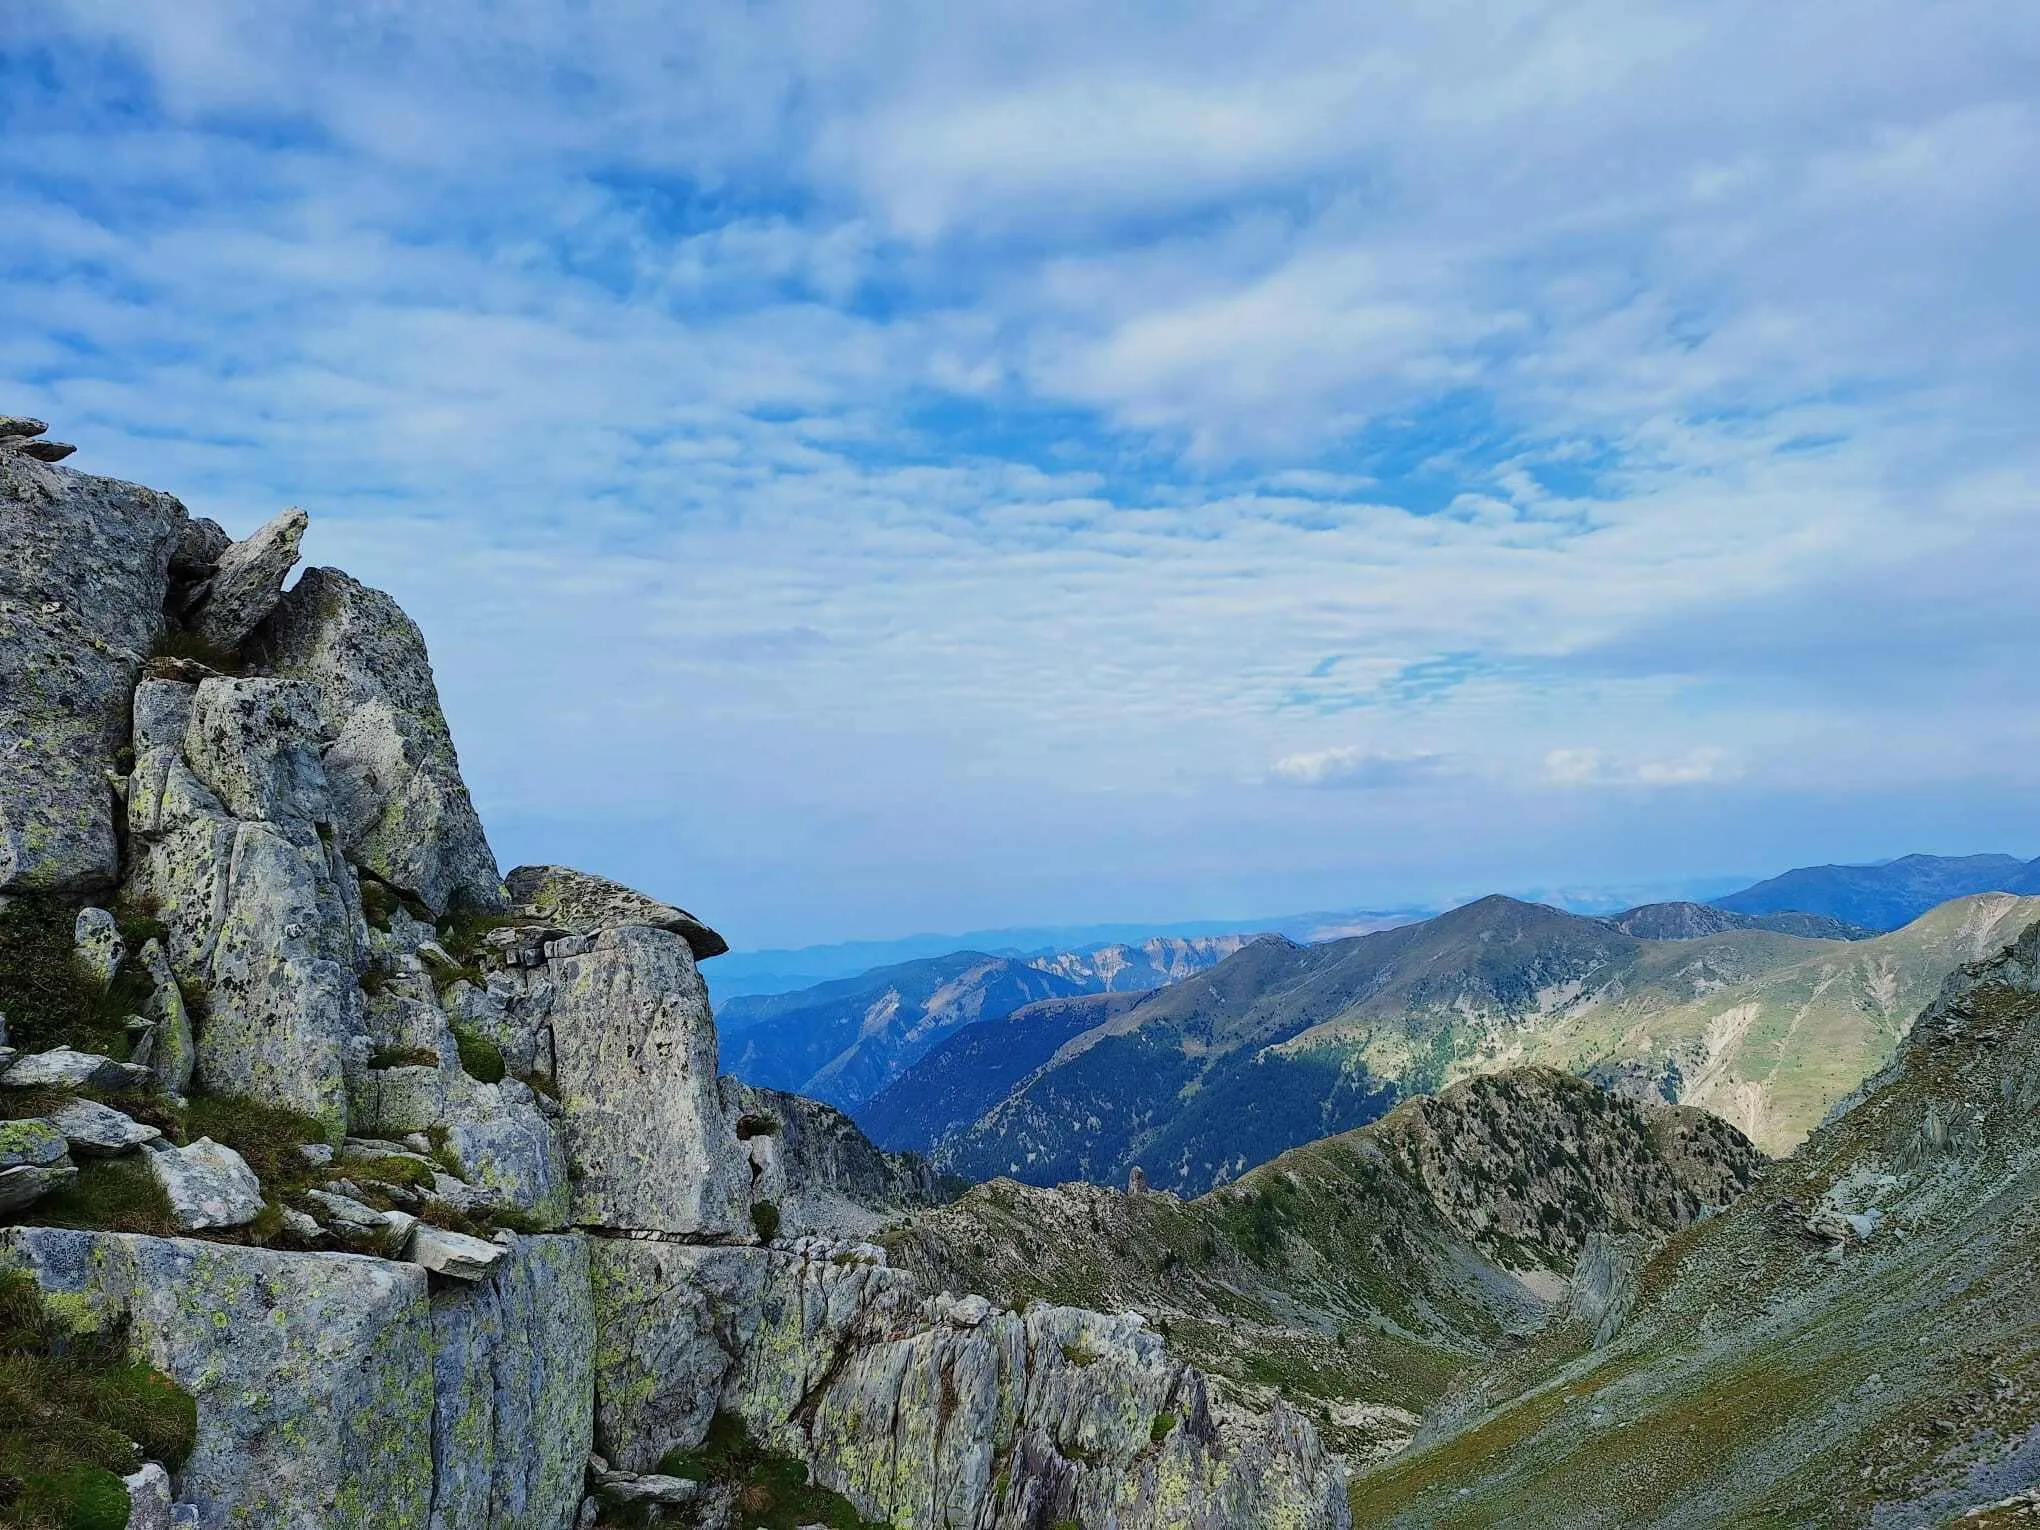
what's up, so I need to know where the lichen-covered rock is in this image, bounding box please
[427,1234,593,1530]
[262,567,503,916]
[0,1045,132,1091]
[518,927,748,1235]
[0,1162,74,1213]
[0,1116,70,1169]
[588,1240,1352,1529]
[188,506,306,650]
[45,1096,161,1155]
[504,865,726,961]
[136,936,196,1095]
[144,1138,264,1230]
[127,675,367,1135]
[73,904,125,987]
[1,1226,436,1530]
[406,1223,505,1281]
[722,1078,947,1239]
[123,1461,177,1530]
[0,450,186,892]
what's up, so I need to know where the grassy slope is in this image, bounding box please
[887,1068,1762,1462]
[1349,917,2040,1528]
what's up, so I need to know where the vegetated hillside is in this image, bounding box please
[886,1067,1763,1462]
[717,935,1247,1111]
[935,898,1821,1193]
[715,952,1088,1109]
[1710,850,2033,930]
[1349,915,2040,1528]
[1605,901,1872,941]
[857,992,1143,1152]
[1514,892,2040,1155]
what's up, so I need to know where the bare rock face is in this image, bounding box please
[515,926,749,1235]
[261,567,503,916]
[188,506,307,650]
[589,1239,1352,1529]
[722,1077,948,1239]
[0,449,186,892]
[126,674,368,1136]
[143,1138,264,1230]
[505,864,727,961]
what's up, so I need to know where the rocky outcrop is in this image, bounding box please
[188,506,307,650]
[504,864,725,960]
[262,567,503,916]
[126,674,368,1136]
[510,925,749,1235]
[722,1077,949,1238]
[589,1238,1351,1530]
[2,1226,593,1530]
[0,431,1351,1530]
[427,1235,594,1530]
[0,449,186,892]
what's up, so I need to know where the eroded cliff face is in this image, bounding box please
[0,432,1350,1529]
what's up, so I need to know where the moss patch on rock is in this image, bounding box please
[0,1268,195,1529]
[650,1412,889,1530]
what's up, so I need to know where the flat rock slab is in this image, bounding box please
[47,1097,162,1156]
[406,1222,505,1281]
[145,1138,263,1230]
[189,506,306,650]
[505,864,727,960]
[0,1046,132,1091]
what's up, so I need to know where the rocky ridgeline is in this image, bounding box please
[0,432,1349,1528]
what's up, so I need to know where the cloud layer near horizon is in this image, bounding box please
[5,2,2039,945]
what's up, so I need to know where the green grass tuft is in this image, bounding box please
[653,1412,889,1530]
[449,1027,504,1085]
[0,897,134,1059]
[750,1200,782,1243]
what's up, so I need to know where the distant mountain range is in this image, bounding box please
[714,935,1250,1110]
[862,890,2036,1192]
[1710,850,2040,930]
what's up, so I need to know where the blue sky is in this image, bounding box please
[5,2,2040,948]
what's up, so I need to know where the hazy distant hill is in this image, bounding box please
[915,891,2032,1190]
[1606,901,1871,941]
[931,897,1817,1193]
[1710,851,2034,930]
[717,935,1246,1109]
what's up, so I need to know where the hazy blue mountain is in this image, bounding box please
[1606,901,1873,941]
[1710,851,2033,929]
[857,992,1144,1152]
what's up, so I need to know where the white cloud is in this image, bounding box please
[1269,748,1454,790]
[4,1,2039,941]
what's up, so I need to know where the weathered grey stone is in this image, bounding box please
[444,978,538,1078]
[263,566,503,916]
[73,905,124,987]
[16,439,76,462]
[506,864,727,960]
[592,1471,702,1507]
[45,1096,161,1156]
[407,1222,505,1281]
[0,1045,130,1091]
[124,1461,174,1530]
[0,451,186,892]
[0,1162,74,1213]
[427,1234,594,1530]
[589,1241,1351,1529]
[125,671,368,1134]
[523,925,748,1234]
[135,938,195,1095]
[722,1078,946,1239]
[0,1117,70,1169]
[171,516,232,579]
[144,1138,263,1230]
[0,1226,435,1530]
[278,1206,323,1243]
[0,415,48,439]
[188,506,306,650]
